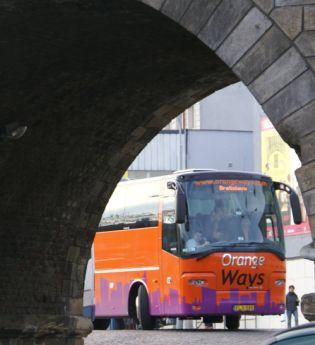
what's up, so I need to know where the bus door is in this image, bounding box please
[160,186,181,316]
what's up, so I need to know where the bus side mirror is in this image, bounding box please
[290,191,302,225]
[167,180,187,224]
[273,182,302,225]
[176,187,187,224]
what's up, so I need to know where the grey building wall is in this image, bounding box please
[128,129,254,174]
[200,82,262,172]
[200,83,256,131]
[128,131,183,172]
[186,129,254,172]
[129,82,260,174]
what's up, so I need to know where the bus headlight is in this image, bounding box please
[189,279,207,286]
[275,279,285,286]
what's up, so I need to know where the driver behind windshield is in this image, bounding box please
[186,230,209,251]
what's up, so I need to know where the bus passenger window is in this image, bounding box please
[124,183,159,229]
[99,186,125,231]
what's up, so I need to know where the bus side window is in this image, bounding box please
[99,185,125,231]
[124,182,159,229]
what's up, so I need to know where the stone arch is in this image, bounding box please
[0,0,315,343]
[140,0,315,252]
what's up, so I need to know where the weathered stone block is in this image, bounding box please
[296,161,315,192]
[300,132,315,164]
[276,0,315,5]
[249,47,307,103]
[295,31,315,56]
[307,57,315,70]
[67,338,84,345]
[66,246,80,263]
[253,0,274,13]
[304,6,315,30]
[130,126,147,138]
[307,215,315,239]
[300,233,315,259]
[161,0,192,21]
[72,280,84,299]
[233,26,290,84]
[277,100,315,145]
[263,69,315,124]
[198,0,253,50]
[140,0,165,10]
[217,7,272,67]
[68,298,83,315]
[270,6,302,39]
[45,338,67,345]
[301,188,315,216]
[62,280,72,297]
[180,0,220,35]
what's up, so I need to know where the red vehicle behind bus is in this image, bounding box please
[88,170,301,330]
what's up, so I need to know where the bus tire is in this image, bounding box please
[93,318,110,330]
[136,285,155,330]
[225,315,240,330]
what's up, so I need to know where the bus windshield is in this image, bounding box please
[180,177,284,257]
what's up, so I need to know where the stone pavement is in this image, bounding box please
[85,329,279,345]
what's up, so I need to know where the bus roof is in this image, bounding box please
[120,170,272,186]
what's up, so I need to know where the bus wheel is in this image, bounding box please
[136,285,155,330]
[225,315,240,330]
[93,318,110,330]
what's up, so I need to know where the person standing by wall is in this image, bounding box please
[286,285,299,328]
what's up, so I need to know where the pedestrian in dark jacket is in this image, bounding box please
[286,285,299,328]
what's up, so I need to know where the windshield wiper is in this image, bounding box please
[194,243,240,260]
[193,242,276,260]
[232,241,259,246]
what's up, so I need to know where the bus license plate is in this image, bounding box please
[233,305,255,312]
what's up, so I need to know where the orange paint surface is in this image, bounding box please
[93,222,285,317]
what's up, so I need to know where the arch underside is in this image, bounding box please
[0,0,237,337]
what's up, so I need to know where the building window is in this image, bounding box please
[164,102,200,130]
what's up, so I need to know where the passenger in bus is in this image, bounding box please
[203,201,228,242]
[237,216,263,242]
[186,230,209,251]
[237,217,251,241]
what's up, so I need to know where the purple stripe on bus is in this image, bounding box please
[95,277,283,317]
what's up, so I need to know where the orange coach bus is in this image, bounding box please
[89,170,302,330]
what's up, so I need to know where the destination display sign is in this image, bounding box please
[193,179,268,187]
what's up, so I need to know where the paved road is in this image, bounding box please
[85,329,278,345]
